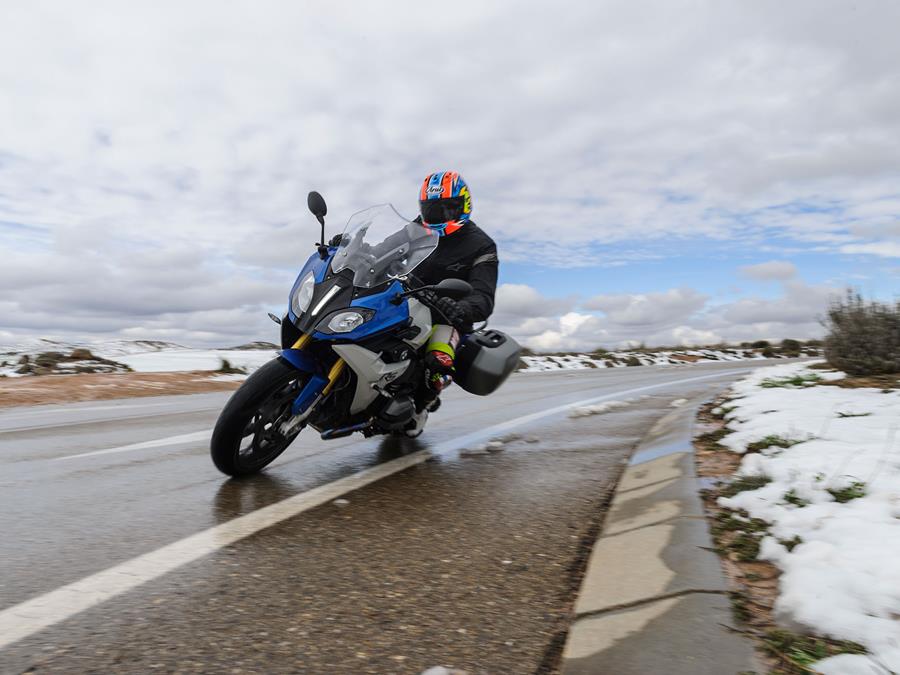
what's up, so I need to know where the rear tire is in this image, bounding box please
[210,357,309,477]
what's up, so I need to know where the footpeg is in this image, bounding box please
[321,420,371,440]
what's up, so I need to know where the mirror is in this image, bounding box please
[433,278,473,299]
[307,191,327,225]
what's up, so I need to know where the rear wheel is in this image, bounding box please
[210,357,309,477]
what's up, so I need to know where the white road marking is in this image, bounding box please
[0,368,744,649]
[55,430,214,461]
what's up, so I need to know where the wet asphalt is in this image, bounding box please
[0,362,767,674]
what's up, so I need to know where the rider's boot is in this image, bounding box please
[404,408,428,438]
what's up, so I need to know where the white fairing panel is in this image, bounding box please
[406,298,433,349]
[332,344,411,414]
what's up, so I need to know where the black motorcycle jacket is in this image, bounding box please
[412,219,498,332]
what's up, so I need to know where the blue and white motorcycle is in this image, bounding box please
[210,191,520,476]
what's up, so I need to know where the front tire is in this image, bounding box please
[210,357,309,477]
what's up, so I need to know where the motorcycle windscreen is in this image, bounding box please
[331,204,439,288]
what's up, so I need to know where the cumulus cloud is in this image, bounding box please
[493,284,573,319]
[739,261,797,281]
[492,282,836,352]
[583,288,709,326]
[0,1,896,344]
[720,281,835,325]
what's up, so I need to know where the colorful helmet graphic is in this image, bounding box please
[418,171,472,236]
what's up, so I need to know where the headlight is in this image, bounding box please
[327,311,366,333]
[291,272,316,316]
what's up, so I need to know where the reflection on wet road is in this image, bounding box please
[0,362,764,673]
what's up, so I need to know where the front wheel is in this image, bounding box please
[210,357,309,477]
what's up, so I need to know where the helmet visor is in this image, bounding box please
[420,197,464,225]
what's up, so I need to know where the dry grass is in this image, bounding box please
[821,374,900,391]
[0,371,242,407]
[694,399,868,673]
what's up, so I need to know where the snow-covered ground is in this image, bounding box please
[108,348,277,374]
[0,340,277,377]
[1,338,817,378]
[717,362,900,674]
[518,347,808,372]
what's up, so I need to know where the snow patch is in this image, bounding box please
[518,347,816,373]
[716,361,900,672]
[113,348,277,373]
[569,400,630,418]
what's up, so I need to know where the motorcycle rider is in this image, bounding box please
[406,171,498,435]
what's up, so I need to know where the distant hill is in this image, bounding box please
[225,341,279,351]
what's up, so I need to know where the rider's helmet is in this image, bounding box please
[418,171,472,236]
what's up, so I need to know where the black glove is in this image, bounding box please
[433,296,468,329]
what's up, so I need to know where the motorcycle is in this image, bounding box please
[210,191,521,476]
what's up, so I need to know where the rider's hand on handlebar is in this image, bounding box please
[433,296,468,329]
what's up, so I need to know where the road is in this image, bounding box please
[0,361,768,674]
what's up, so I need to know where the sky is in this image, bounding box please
[1,0,898,351]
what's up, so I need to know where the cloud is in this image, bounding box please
[718,280,836,327]
[0,1,897,344]
[493,284,569,319]
[739,260,797,281]
[582,288,709,326]
[840,242,900,258]
[492,282,836,352]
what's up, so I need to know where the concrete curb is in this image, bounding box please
[561,394,761,675]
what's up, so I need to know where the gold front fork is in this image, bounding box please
[322,359,346,395]
[289,333,345,396]
[290,334,312,350]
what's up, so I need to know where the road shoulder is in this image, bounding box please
[561,393,761,675]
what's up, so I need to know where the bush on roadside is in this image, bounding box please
[217,359,247,375]
[824,291,900,376]
[780,339,802,356]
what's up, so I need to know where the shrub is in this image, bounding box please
[827,481,866,503]
[720,475,772,498]
[761,346,776,358]
[782,490,810,507]
[824,291,900,376]
[751,340,770,348]
[780,339,802,356]
[217,359,247,374]
[759,373,821,388]
[625,355,641,367]
[747,434,804,452]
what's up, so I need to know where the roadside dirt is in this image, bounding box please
[695,398,869,674]
[0,371,242,408]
